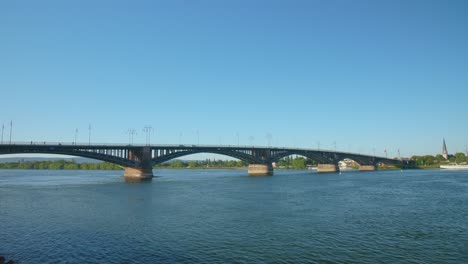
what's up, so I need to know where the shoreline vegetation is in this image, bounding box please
[0,153,466,171]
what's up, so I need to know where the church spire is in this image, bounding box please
[442,138,448,160]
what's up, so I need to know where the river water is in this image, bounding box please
[0,169,467,263]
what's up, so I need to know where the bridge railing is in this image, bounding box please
[0,141,400,160]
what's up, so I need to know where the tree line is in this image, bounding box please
[155,159,249,169]
[411,152,468,168]
[0,157,314,170]
[2,154,465,171]
[156,157,316,170]
[0,160,121,170]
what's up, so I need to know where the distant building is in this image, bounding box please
[442,138,449,160]
[338,158,359,169]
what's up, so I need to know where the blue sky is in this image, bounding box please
[1,0,467,157]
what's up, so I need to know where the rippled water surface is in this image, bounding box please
[1,169,468,263]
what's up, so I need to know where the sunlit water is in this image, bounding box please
[1,169,467,263]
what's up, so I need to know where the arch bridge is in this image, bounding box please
[0,143,403,180]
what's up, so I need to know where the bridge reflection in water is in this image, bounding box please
[0,143,404,180]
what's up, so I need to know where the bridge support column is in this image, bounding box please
[359,165,376,171]
[248,164,273,176]
[123,167,153,181]
[317,164,338,173]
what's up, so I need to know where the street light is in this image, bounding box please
[266,133,272,147]
[1,123,4,144]
[143,125,153,146]
[88,124,91,145]
[9,120,12,145]
[127,129,137,145]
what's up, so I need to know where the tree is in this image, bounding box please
[171,160,185,168]
[64,163,79,170]
[188,161,198,168]
[291,157,306,169]
[423,155,435,166]
[455,152,466,164]
[278,159,288,168]
[435,154,445,162]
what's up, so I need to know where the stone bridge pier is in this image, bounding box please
[248,149,274,176]
[248,164,273,176]
[124,147,153,181]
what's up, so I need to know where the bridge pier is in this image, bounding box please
[317,164,338,173]
[123,167,153,181]
[248,164,273,176]
[359,165,376,171]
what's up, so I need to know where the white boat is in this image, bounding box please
[440,164,468,170]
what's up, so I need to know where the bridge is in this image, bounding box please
[0,143,403,180]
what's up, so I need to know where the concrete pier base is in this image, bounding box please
[248,164,273,176]
[359,165,376,171]
[317,164,338,173]
[123,167,153,181]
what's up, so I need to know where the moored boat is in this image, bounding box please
[440,164,468,170]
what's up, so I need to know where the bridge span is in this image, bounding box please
[0,143,403,180]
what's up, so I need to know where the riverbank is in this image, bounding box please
[0,159,445,171]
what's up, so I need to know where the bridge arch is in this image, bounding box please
[0,148,137,168]
[270,150,335,164]
[150,149,264,166]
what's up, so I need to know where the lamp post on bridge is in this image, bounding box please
[9,121,13,145]
[74,128,78,145]
[88,124,91,146]
[142,125,153,146]
[266,133,272,147]
[127,129,137,145]
[1,123,4,144]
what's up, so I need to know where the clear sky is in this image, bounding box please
[1,0,467,158]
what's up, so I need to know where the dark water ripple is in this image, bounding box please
[1,169,468,263]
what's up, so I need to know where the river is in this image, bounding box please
[1,169,467,263]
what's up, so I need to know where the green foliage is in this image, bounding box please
[276,156,314,169]
[435,154,445,162]
[411,153,468,168]
[291,157,306,169]
[155,159,248,169]
[455,152,467,164]
[411,155,437,166]
[0,160,121,170]
[278,159,288,167]
[188,161,198,168]
[170,160,185,168]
